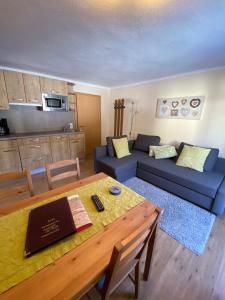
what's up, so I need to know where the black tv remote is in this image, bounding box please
[91,194,105,212]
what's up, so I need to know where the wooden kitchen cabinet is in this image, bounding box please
[50,135,70,162]
[4,70,26,103]
[40,77,68,95]
[18,136,52,170]
[69,133,85,160]
[0,140,22,173]
[23,73,42,104]
[0,133,85,173]
[68,94,76,112]
[0,70,9,110]
[53,79,68,95]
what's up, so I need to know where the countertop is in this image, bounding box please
[0,130,84,141]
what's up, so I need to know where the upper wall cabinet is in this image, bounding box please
[0,70,9,110]
[23,74,42,104]
[4,70,26,103]
[40,77,68,95]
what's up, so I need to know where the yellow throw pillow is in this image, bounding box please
[149,145,177,157]
[176,145,210,172]
[153,145,177,159]
[112,137,131,159]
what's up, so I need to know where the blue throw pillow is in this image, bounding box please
[176,142,219,171]
[134,134,161,152]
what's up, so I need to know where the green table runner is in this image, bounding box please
[0,176,144,294]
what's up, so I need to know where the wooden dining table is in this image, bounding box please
[0,173,161,300]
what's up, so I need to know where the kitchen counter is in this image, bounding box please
[0,130,84,140]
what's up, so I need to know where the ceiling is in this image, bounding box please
[0,0,225,87]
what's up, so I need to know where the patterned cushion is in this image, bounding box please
[176,145,211,172]
[149,145,174,157]
[112,137,131,159]
[153,145,177,159]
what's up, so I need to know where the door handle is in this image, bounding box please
[3,149,16,152]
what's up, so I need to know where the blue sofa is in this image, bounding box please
[94,139,225,215]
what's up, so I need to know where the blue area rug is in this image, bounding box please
[123,177,216,255]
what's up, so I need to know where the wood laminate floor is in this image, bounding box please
[1,159,225,300]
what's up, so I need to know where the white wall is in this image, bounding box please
[111,68,225,158]
[73,83,111,144]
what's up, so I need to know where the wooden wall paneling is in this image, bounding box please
[4,70,26,103]
[120,99,125,136]
[114,100,118,136]
[0,70,9,110]
[114,99,125,137]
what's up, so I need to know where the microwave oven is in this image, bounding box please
[42,93,69,111]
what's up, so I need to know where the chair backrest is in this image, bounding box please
[0,170,34,199]
[45,158,80,190]
[102,218,157,295]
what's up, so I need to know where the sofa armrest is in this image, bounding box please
[213,157,225,174]
[93,145,107,173]
[94,145,107,159]
[212,176,225,215]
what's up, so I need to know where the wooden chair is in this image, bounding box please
[45,158,80,190]
[96,216,159,300]
[0,170,34,200]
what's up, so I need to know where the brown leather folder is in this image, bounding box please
[25,197,75,257]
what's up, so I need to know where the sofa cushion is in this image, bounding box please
[134,134,160,152]
[137,157,224,198]
[96,150,148,175]
[176,142,219,171]
[106,135,127,157]
[112,137,131,159]
[176,145,210,172]
[153,145,177,159]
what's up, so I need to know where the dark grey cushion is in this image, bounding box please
[133,134,160,152]
[176,142,219,171]
[106,135,127,157]
[137,156,224,198]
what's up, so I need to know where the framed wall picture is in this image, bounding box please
[156,96,205,120]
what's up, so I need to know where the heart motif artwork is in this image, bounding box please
[161,107,168,114]
[192,111,199,117]
[156,96,204,120]
[190,98,201,108]
[180,107,190,116]
[172,101,179,108]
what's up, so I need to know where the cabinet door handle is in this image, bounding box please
[3,149,16,152]
[33,157,44,161]
[71,141,79,143]
[11,98,24,102]
[29,145,41,148]
[28,99,41,103]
